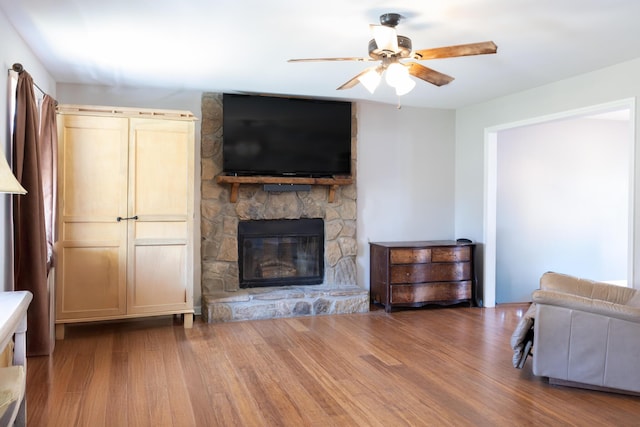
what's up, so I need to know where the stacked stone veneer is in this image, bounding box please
[200,93,368,322]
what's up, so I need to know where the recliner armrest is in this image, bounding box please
[532,289,640,324]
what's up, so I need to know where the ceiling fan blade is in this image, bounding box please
[336,66,380,90]
[288,57,372,63]
[413,41,497,60]
[406,63,454,87]
[337,77,361,90]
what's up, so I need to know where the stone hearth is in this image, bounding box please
[200,93,367,322]
[202,285,368,322]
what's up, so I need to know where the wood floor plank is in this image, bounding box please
[105,351,129,427]
[161,335,197,427]
[173,329,222,426]
[49,392,82,427]
[26,306,640,426]
[76,342,111,426]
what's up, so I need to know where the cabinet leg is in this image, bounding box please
[55,324,65,340]
[183,313,194,329]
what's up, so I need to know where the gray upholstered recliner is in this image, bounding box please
[513,271,640,395]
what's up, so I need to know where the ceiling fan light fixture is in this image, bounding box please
[385,62,409,87]
[357,68,382,93]
[394,76,416,96]
[384,62,415,95]
[371,25,398,53]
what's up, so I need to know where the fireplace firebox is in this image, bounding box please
[237,219,324,288]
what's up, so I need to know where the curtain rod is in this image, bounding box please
[10,63,59,106]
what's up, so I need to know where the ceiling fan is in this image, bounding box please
[288,13,498,96]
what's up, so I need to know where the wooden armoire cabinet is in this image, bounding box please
[55,105,196,338]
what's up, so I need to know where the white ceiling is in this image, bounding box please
[2,0,640,109]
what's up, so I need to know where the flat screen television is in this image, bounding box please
[222,93,352,177]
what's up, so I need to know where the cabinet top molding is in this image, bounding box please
[56,104,197,121]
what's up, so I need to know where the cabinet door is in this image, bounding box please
[56,115,129,320]
[126,118,194,314]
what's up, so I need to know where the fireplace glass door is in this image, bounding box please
[238,219,324,288]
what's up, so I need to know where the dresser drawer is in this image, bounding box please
[391,281,472,304]
[389,246,471,264]
[431,246,471,262]
[390,262,471,284]
[390,248,431,264]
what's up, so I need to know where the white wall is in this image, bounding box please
[1,9,56,291]
[456,57,640,304]
[357,102,456,289]
[496,117,630,303]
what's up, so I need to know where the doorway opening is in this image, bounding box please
[483,99,635,306]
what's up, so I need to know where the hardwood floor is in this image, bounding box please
[26,304,640,426]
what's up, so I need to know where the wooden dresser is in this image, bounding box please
[369,240,476,312]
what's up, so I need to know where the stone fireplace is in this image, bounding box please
[199,93,368,322]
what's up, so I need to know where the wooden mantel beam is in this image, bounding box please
[216,175,353,203]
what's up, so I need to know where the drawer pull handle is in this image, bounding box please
[117,215,138,222]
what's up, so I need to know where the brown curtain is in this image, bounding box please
[13,71,50,356]
[39,95,58,272]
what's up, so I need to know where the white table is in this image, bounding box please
[0,291,33,426]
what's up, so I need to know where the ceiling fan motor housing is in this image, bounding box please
[379,13,402,27]
[368,35,412,60]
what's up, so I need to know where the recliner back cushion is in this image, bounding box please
[626,290,640,307]
[540,272,635,305]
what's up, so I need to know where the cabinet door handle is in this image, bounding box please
[116,215,138,222]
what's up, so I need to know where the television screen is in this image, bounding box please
[222,93,352,177]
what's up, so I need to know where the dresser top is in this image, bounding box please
[369,240,474,248]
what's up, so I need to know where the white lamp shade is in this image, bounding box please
[371,25,398,53]
[384,63,416,96]
[394,77,416,96]
[385,62,409,87]
[357,67,382,93]
[0,150,26,194]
